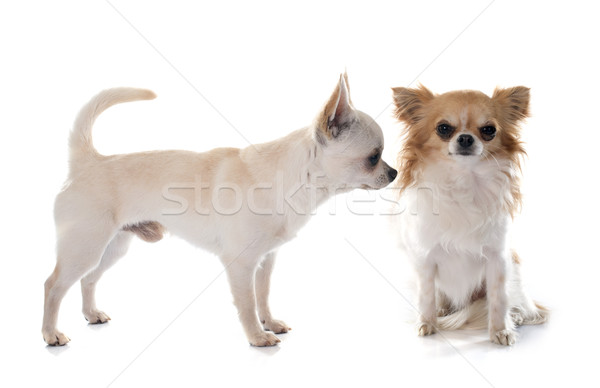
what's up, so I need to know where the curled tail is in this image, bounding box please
[69,87,156,168]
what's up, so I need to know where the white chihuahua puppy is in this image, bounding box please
[43,74,397,347]
[391,85,548,345]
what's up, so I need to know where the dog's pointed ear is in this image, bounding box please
[342,70,353,106]
[492,86,530,126]
[317,74,355,141]
[392,84,434,125]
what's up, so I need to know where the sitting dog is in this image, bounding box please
[42,74,397,346]
[391,85,548,345]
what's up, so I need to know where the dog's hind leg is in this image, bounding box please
[256,251,291,334]
[509,252,549,326]
[42,225,116,346]
[81,231,133,324]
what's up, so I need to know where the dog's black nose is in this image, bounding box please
[387,167,398,182]
[457,134,474,148]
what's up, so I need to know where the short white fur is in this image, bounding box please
[42,75,397,347]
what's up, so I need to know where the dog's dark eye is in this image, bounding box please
[480,126,497,141]
[368,152,380,166]
[436,123,454,139]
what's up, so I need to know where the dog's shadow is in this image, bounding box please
[45,322,112,356]
[45,343,70,356]
[86,321,110,332]
[46,324,289,356]
[419,329,512,356]
[251,343,281,356]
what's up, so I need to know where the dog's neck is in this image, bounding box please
[240,127,344,214]
[419,157,517,217]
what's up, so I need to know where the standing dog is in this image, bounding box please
[42,74,397,346]
[391,85,548,345]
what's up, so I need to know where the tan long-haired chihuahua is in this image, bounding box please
[391,85,548,345]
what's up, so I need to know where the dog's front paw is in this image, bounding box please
[43,329,70,346]
[416,322,436,336]
[249,331,281,347]
[84,309,111,324]
[491,329,516,346]
[262,318,291,334]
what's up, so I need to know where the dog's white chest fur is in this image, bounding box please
[400,159,512,255]
[397,159,514,307]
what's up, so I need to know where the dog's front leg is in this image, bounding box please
[224,257,280,347]
[255,251,291,334]
[416,259,437,336]
[485,249,516,346]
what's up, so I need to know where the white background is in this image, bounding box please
[1,1,598,387]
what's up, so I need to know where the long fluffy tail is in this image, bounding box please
[436,299,550,330]
[436,299,489,330]
[69,87,156,166]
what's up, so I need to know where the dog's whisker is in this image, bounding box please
[484,150,501,169]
